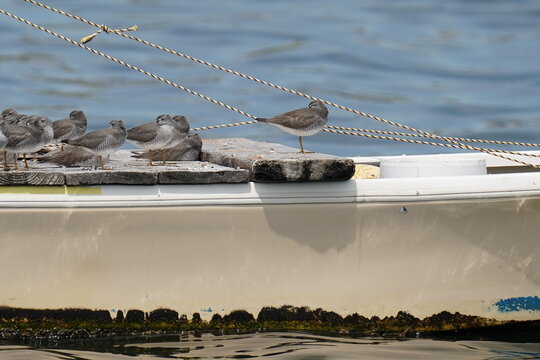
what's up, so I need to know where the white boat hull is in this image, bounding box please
[1,173,539,321]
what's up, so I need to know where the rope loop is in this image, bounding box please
[99,24,111,33]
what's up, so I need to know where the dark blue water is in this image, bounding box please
[1,0,540,157]
[1,332,540,360]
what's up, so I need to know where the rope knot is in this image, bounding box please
[99,24,110,33]
[80,24,137,44]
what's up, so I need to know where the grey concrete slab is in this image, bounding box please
[201,138,355,182]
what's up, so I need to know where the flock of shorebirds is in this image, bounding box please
[0,100,329,171]
[0,109,200,170]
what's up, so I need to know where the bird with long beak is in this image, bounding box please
[256,100,328,153]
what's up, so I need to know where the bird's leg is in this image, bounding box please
[148,150,160,166]
[13,153,19,171]
[99,155,112,170]
[298,136,314,154]
[23,153,31,169]
[3,151,10,171]
[147,150,154,166]
[160,150,169,165]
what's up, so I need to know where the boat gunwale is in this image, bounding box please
[1,179,540,208]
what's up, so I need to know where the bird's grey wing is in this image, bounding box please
[127,123,159,142]
[179,149,201,161]
[37,148,64,163]
[56,147,96,166]
[69,129,110,148]
[133,134,202,160]
[188,134,203,148]
[5,126,34,147]
[264,109,318,130]
[53,120,75,138]
[161,145,189,160]
[162,135,202,160]
[39,146,96,166]
[257,108,304,122]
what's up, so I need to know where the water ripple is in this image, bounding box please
[1,0,539,157]
[1,332,539,359]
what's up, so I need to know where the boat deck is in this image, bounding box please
[0,138,355,186]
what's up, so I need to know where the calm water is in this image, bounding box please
[1,1,540,356]
[1,332,540,360]
[1,0,540,156]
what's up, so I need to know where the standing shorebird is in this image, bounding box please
[67,120,127,170]
[127,114,176,166]
[3,116,54,170]
[256,100,329,153]
[53,110,88,150]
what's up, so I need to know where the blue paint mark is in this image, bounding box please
[200,307,213,313]
[494,296,540,312]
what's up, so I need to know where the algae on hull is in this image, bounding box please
[2,305,538,343]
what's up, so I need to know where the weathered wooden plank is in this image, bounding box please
[65,169,158,186]
[0,170,65,185]
[158,162,249,184]
[64,157,249,185]
[201,138,355,182]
